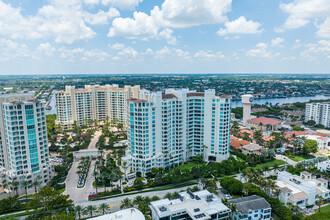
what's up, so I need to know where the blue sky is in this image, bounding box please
[0,0,329,74]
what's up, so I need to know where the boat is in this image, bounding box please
[46,105,52,110]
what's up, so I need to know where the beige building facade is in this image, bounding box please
[55,84,140,128]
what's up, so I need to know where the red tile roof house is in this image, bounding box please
[248,117,283,131]
[230,140,251,151]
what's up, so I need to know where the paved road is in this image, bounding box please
[64,131,101,202]
[74,184,198,212]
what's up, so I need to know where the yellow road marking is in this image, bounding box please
[108,203,121,208]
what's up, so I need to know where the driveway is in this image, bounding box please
[88,131,102,150]
[275,154,298,166]
[64,160,96,202]
[63,130,101,202]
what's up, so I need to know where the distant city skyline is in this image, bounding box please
[0,0,329,74]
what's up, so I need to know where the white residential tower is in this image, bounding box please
[127,89,231,174]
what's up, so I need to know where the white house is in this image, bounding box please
[276,171,329,209]
[231,195,271,220]
[91,208,145,220]
[318,160,330,174]
[150,190,231,220]
[303,135,330,150]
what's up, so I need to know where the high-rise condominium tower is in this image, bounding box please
[0,93,53,192]
[127,89,231,175]
[305,103,330,128]
[55,84,141,129]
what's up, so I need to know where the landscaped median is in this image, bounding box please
[88,181,197,201]
[0,210,37,220]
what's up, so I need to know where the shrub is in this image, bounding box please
[219,177,243,195]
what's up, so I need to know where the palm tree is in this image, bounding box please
[85,205,97,217]
[21,180,29,199]
[117,174,123,193]
[134,195,144,205]
[122,162,128,179]
[163,192,172,200]
[101,172,108,193]
[2,182,9,195]
[32,180,40,193]
[98,203,109,215]
[92,171,99,193]
[75,205,83,220]
[151,196,160,201]
[11,181,20,196]
[262,166,269,176]
[108,172,117,191]
[242,132,250,141]
[120,198,133,209]
[230,203,237,219]
[316,196,324,212]
[273,164,279,175]
[242,185,249,196]
[221,198,229,206]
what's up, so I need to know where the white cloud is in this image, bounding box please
[0,0,122,44]
[59,47,85,61]
[84,8,120,25]
[83,49,110,61]
[118,47,138,58]
[37,42,56,56]
[246,43,274,58]
[291,39,301,49]
[194,50,225,60]
[108,11,158,40]
[109,43,139,59]
[316,18,330,38]
[300,40,330,61]
[279,0,330,38]
[155,46,191,61]
[155,0,231,28]
[109,43,125,50]
[84,0,99,4]
[271,37,285,47]
[108,0,232,40]
[144,48,154,56]
[159,28,177,45]
[217,16,262,37]
[102,0,142,9]
[0,39,31,61]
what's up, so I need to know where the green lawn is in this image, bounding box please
[250,160,285,170]
[307,204,330,220]
[288,154,315,162]
[318,204,330,212]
